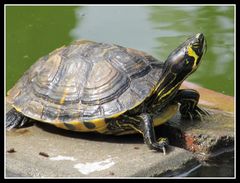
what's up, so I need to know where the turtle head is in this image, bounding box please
[163,33,206,77]
[149,33,206,110]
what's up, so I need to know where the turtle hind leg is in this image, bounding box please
[6,108,29,130]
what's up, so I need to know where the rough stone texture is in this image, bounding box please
[156,109,234,159]
[6,124,199,177]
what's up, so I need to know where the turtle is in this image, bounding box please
[6,33,208,154]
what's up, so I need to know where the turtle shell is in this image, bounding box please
[7,40,163,130]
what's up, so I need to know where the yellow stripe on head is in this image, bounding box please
[187,45,199,68]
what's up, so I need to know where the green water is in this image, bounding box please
[6,5,234,96]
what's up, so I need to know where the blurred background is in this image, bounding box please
[6,5,234,96]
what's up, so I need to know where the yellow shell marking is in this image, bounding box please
[53,118,108,132]
[53,121,87,131]
[59,90,68,105]
[88,118,108,132]
[53,121,69,130]
[12,105,22,112]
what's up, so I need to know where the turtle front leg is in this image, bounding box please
[113,113,169,154]
[175,89,209,120]
[6,108,29,130]
[138,114,169,154]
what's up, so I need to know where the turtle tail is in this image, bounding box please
[6,108,29,130]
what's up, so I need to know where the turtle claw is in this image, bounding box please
[198,106,210,116]
[194,106,210,121]
[188,112,193,121]
[162,146,166,155]
[157,137,169,155]
[181,106,209,121]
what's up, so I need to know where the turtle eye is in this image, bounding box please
[185,56,194,66]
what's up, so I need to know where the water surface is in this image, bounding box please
[6,5,234,96]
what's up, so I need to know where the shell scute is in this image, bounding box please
[7,40,162,124]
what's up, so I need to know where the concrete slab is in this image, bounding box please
[6,124,199,177]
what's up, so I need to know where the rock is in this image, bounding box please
[155,81,234,159]
[6,124,199,177]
